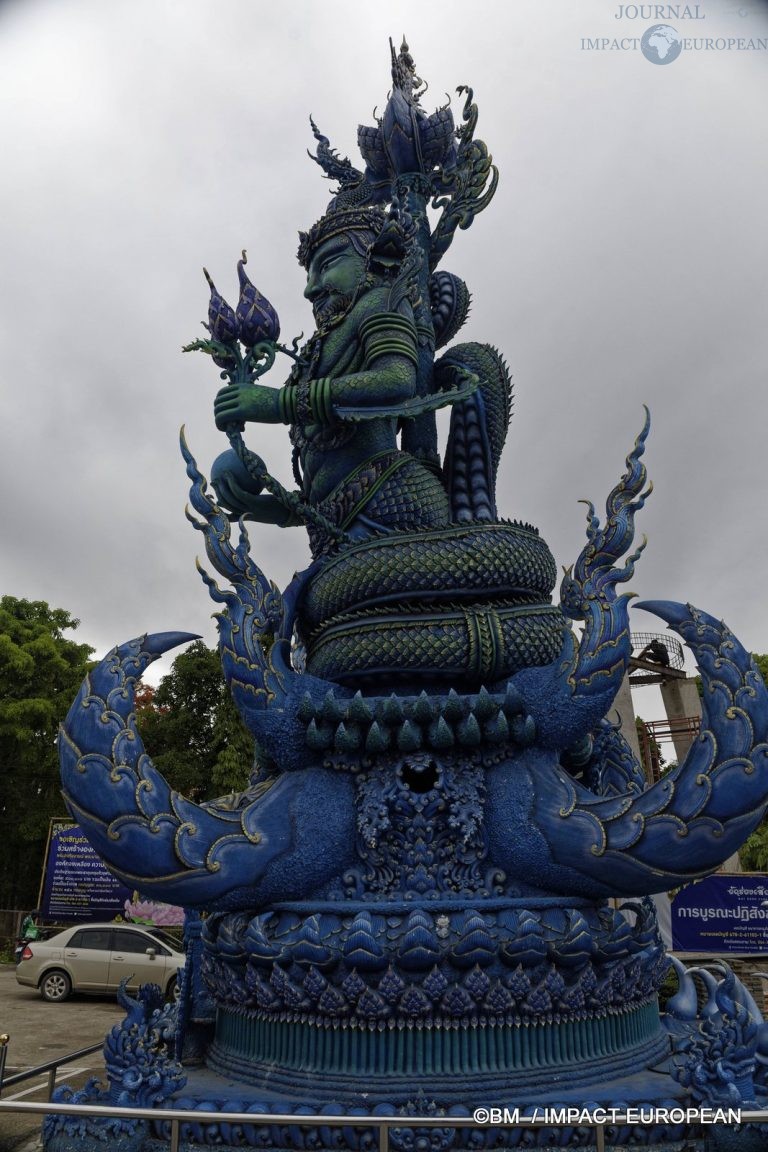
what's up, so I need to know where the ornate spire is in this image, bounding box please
[389,36,425,102]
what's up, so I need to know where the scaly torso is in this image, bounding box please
[290,287,401,505]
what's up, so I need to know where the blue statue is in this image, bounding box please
[55,37,768,1150]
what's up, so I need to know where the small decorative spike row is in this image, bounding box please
[301,683,536,759]
[359,312,419,369]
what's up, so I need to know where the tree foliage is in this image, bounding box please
[751,652,768,688]
[135,640,254,801]
[0,596,94,909]
[0,597,255,913]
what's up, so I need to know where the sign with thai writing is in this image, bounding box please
[671,873,768,954]
[39,819,132,921]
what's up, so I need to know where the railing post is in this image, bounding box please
[170,1116,180,1152]
[0,1034,9,1098]
[379,1119,389,1152]
[594,1122,605,1152]
[46,1067,57,1100]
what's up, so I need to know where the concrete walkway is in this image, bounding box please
[0,963,122,1151]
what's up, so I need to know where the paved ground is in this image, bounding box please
[0,963,123,1151]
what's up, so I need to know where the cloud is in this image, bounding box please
[1,0,766,698]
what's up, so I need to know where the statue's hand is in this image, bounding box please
[214,383,280,429]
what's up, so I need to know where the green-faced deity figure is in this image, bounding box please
[192,41,569,689]
[211,206,456,557]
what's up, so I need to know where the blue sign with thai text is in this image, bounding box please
[671,873,768,954]
[39,819,132,922]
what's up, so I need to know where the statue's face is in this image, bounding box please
[304,233,367,327]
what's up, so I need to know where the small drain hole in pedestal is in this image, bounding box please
[400,758,439,793]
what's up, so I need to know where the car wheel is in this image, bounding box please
[166,975,180,1003]
[40,969,72,1002]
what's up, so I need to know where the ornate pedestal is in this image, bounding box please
[201,897,669,1105]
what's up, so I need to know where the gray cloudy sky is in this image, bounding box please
[1,0,766,701]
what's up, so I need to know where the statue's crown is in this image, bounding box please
[297,207,388,269]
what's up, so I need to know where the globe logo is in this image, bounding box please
[641,24,683,64]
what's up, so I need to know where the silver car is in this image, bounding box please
[15,923,185,1002]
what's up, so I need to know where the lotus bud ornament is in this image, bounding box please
[203,268,239,345]
[201,267,240,368]
[235,250,280,348]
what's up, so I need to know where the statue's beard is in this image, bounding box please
[313,289,356,329]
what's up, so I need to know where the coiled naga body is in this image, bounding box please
[59,40,768,1113]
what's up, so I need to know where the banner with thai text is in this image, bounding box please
[38,819,184,925]
[671,873,768,953]
[39,819,132,921]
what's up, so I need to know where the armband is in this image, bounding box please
[278,378,335,426]
[359,312,419,369]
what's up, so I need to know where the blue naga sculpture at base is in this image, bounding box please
[53,38,768,1152]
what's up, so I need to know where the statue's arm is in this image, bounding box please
[211,452,303,526]
[239,495,303,527]
[287,345,417,423]
[214,302,419,429]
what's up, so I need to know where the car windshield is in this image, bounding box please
[147,928,183,952]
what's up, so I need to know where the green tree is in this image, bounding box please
[135,640,254,801]
[0,596,94,909]
[751,652,768,687]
